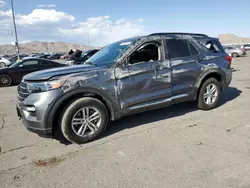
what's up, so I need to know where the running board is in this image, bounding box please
[129,94,188,110]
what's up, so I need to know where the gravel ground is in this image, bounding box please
[0,55,250,188]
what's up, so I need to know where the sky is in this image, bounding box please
[0,0,249,46]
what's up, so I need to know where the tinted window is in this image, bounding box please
[43,60,58,65]
[188,42,199,56]
[167,39,190,58]
[22,60,39,67]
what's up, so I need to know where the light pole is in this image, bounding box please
[10,0,20,60]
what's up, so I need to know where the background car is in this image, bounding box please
[0,57,11,68]
[38,54,51,59]
[66,49,99,65]
[0,58,67,86]
[48,53,63,60]
[244,44,250,51]
[224,46,245,58]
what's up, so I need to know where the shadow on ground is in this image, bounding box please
[54,87,242,145]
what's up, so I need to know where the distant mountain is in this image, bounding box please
[0,41,97,55]
[218,33,250,44]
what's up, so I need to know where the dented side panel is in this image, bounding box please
[170,57,202,97]
[115,36,172,110]
[61,68,120,113]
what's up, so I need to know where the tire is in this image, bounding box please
[197,78,221,110]
[0,74,12,87]
[0,62,6,68]
[232,52,238,58]
[60,97,109,144]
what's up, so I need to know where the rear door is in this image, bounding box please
[165,37,202,99]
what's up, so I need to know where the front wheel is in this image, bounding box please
[60,97,109,144]
[0,74,12,87]
[197,78,221,110]
[0,62,6,68]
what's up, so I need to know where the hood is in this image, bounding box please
[23,65,103,81]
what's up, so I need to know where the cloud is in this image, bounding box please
[0,9,144,46]
[0,0,5,8]
[37,4,56,8]
[18,9,75,25]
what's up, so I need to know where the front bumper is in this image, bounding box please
[16,88,63,137]
[16,105,52,137]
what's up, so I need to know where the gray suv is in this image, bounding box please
[16,33,232,144]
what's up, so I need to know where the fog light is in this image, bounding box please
[25,106,36,112]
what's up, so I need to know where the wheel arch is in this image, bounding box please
[45,87,121,135]
[195,70,225,100]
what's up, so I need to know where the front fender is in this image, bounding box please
[45,87,121,130]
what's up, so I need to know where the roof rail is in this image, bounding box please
[149,33,208,38]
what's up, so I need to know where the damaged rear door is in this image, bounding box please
[165,36,202,100]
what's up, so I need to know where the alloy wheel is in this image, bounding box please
[203,83,218,105]
[0,75,11,86]
[71,107,101,137]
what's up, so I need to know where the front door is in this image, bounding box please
[115,41,172,110]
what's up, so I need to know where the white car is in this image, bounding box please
[244,44,250,51]
[224,46,245,58]
[0,57,11,67]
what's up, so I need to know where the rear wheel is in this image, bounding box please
[232,52,238,58]
[60,97,109,144]
[0,62,6,68]
[197,78,221,110]
[0,74,12,87]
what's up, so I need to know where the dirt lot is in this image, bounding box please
[0,55,250,188]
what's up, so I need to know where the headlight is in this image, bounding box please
[27,79,66,93]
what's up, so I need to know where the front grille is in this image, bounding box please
[17,82,29,101]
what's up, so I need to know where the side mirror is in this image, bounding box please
[19,64,23,67]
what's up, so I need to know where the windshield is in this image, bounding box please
[85,37,140,67]
[9,61,22,68]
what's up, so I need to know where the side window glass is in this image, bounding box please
[204,41,221,53]
[21,60,39,67]
[129,43,159,64]
[167,39,190,59]
[188,41,199,56]
[42,60,55,66]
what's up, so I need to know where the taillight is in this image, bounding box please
[224,55,232,65]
